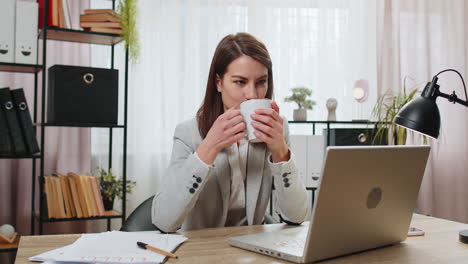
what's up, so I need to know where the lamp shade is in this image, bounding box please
[393,96,441,138]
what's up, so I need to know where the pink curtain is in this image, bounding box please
[0,2,92,262]
[377,0,468,222]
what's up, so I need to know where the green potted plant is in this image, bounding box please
[118,0,140,63]
[371,77,427,145]
[96,168,136,211]
[284,87,317,121]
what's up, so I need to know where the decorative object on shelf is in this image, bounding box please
[392,69,468,244]
[371,77,424,145]
[97,168,136,211]
[353,79,369,103]
[284,87,316,121]
[47,65,118,125]
[118,0,140,63]
[0,224,17,244]
[326,98,337,121]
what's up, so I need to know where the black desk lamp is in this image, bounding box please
[393,69,468,243]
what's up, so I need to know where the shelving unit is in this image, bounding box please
[0,60,42,253]
[30,0,129,235]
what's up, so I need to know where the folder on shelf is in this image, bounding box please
[0,88,13,155]
[0,88,27,155]
[15,1,38,64]
[0,0,15,63]
[10,88,40,154]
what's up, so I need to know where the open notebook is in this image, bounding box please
[30,231,187,264]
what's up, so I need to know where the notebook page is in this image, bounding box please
[29,231,188,264]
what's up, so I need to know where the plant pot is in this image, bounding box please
[293,109,307,121]
[102,195,115,211]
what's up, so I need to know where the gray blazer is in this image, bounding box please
[152,118,308,232]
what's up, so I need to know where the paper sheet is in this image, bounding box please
[30,231,188,264]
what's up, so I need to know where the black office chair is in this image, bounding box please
[121,195,159,232]
[121,195,278,232]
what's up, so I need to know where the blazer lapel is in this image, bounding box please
[214,149,230,222]
[246,143,266,225]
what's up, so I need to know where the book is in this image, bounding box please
[59,173,76,218]
[44,176,54,219]
[86,27,123,35]
[91,176,105,215]
[84,9,117,15]
[52,174,67,218]
[80,13,120,23]
[80,21,121,28]
[62,0,71,28]
[79,175,94,217]
[68,172,89,218]
[67,174,83,218]
[86,176,99,216]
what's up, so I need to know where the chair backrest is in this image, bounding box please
[120,195,159,232]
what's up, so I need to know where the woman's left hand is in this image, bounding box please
[251,101,290,162]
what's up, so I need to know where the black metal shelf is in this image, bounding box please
[38,211,122,223]
[0,154,41,159]
[41,123,124,128]
[39,27,123,46]
[288,120,378,124]
[0,62,43,73]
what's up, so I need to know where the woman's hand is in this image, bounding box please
[196,107,245,165]
[251,101,290,163]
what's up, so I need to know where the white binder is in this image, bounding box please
[15,1,38,64]
[0,0,15,63]
[290,135,324,188]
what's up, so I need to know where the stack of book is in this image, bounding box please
[80,9,122,35]
[44,172,106,219]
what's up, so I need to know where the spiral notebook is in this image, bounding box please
[29,231,188,264]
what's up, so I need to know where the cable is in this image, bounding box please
[432,69,468,101]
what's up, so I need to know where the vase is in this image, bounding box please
[102,195,115,211]
[293,109,307,121]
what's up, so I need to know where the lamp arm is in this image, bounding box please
[433,68,468,101]
[437,91,468,107]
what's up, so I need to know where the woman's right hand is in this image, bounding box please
[196,107,245,165]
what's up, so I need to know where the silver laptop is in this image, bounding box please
[229,145,431,263]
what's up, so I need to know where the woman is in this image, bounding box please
[152,32,308,232]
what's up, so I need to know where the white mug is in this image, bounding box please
[240,99,272,143]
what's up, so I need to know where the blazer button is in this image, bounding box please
[283,178,289,183]
[189,188,195,194]
[193,175,202,183]
[282,172,291,178]
[193,183,199,188]
[284,183,290,188]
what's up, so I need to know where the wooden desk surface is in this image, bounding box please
[15,214,468,264]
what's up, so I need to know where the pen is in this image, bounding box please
[137,241,178,259]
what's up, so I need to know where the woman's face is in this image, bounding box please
[216,55,268,110]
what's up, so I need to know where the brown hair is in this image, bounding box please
[196,32,274,139]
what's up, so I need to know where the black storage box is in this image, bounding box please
[47,65,118,125]
[323,128,387,146]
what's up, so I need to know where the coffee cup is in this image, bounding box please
[240,99,272,143]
